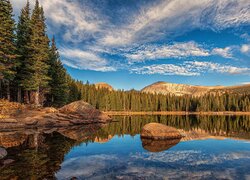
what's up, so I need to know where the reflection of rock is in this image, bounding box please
[58,125,102,142]
[0,147,7,159]
[141,123,182,140]
[141,138,181,152]
[94,135,113,143]
[0,132,28,148]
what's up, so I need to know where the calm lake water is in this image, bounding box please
[1,115,250,180]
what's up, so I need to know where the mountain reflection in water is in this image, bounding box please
[0,115,250,179]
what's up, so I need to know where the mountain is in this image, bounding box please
[95,82,114,91]
[141,81,250,96]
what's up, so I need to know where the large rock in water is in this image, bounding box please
[141,123,182,140]
[59,100,111,121]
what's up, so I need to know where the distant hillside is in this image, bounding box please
[141,81,250,96]
[95,82,114,91]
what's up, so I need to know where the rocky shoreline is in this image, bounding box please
[0,100,112,129]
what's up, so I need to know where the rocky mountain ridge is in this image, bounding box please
[95,82,114,91]
[141,81,250,96]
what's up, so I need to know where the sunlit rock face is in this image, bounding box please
[95,82,114,91]
[59,100,111,121]
[142,81,250,96]
[141,123,183,140]
[141,138,181,152]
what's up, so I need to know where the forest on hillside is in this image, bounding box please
[1,0,250,112]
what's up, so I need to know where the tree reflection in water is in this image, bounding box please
[0,115,250,179]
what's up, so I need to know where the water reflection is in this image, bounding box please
[141,138,181,152]
[0,115,250,179]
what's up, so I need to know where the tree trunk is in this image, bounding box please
[24,90,30,104]
[34,88,40,107]
[17,87,22,103]
[6,81,10,101]
[0,80,2,99]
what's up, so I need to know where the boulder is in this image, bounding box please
[59,100,111,121]
[0,147,7,159]
[141,123,182,140]
[141,138,181,152]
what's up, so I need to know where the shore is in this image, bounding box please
[104,111,250,116]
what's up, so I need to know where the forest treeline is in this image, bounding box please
[1,0,250,111]
[70,82,250,112]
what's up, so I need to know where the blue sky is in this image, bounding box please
[11,0,250,90]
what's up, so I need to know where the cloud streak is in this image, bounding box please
[60,48,116,72]
[131,61,250,76]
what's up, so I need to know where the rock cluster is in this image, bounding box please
[0,100,112,129]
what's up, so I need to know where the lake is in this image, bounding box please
[1,115,250,180]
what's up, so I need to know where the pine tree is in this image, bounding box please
[23,0,50,106]
[0,0,17,100]
[47,36,69,107]
[15,1,31,102]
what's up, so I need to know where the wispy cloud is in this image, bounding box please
[99,0,250,47]
[60,48,116,72]
[131,64,199,76]
[211,47,233,58]
[131,61,250,76]
[11,0,105,43]
[125,42,236,63]
[187,61,250,75]
[125,42,210,63]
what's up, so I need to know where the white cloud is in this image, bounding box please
[212,0,250,29]
[100,0,250,47]
[130,64,199,76]
[241,44,250,54]
[131,61,250,76]
[11,0,104,42]
[212,47,233,58]
[60,48,116,72]
[125,42,210,63]
[125,42,236,62]
[187,61,250,75]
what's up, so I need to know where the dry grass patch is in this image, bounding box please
[0,99,25,118]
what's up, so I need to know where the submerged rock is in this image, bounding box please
[0,147,7,159]
[141,138,181,152]
[141,123,182,140]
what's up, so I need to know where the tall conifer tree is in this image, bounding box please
[48,36,69,107]
[0,0,17,100]
[23,0,50,106]
[15,1,31,102]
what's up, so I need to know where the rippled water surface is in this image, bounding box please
[1,115,250,179]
